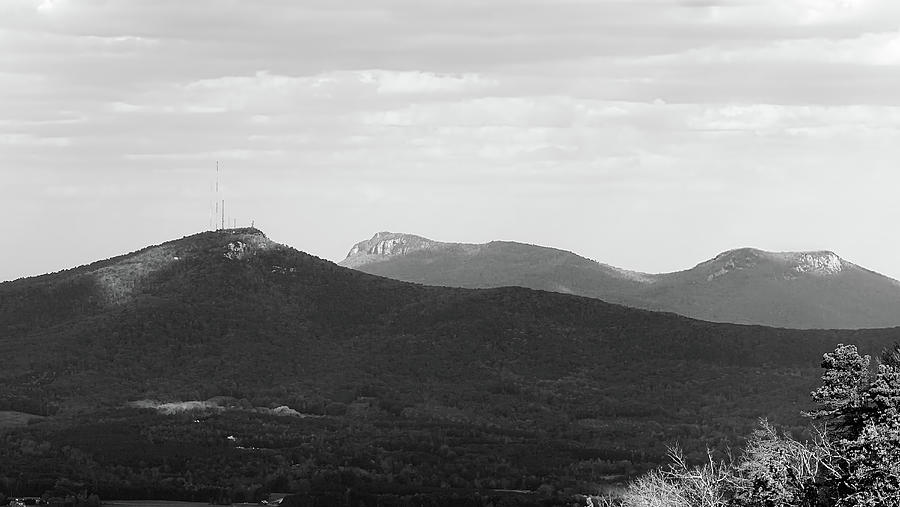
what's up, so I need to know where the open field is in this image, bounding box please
[105,502,265,507]
[105,502,213,507]
[0,411,43,428]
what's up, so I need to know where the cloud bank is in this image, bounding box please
[2,0,899,281]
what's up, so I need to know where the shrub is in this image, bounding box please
[621,447,730,507]
[729,419,836,507]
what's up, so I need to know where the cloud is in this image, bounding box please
[0,133,71,147]
[360,70,496,95]
[637,30,900,66]
[4,0,900,282]
[689,0,899,27]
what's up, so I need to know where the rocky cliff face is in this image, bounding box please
[341,232,473,268]
[346,232,439,257]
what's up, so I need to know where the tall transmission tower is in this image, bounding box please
[214,162,220,231]
[209,160,242,231]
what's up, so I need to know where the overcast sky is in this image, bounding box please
[3,0,900,282]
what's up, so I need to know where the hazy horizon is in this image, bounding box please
[4,0,900,282]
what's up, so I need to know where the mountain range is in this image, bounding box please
[3,228,900,501]
[341,232,900,329]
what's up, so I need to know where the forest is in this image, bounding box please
[3,230,900,506]
[4,342,898,506]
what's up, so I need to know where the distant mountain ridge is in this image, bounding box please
[340,232,900,329]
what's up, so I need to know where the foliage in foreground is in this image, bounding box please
[616,343,900,507]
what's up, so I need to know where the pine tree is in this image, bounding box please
[809,344,900,506]
[809,345,873,439]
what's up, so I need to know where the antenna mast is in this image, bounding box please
[214,161,220,230]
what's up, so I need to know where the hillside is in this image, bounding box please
[340,232,900,329]
[3,228,900,502]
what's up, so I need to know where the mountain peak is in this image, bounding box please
[347,231,438,255]
[342,232,444,268]
[703,247,844,281]
[19,228,276,304]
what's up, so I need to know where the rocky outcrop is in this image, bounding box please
[701,248,844,282]
[341,232,469,268]
[346,232,438,257]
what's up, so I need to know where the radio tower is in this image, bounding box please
[210,161,237,231]
[214,162,220,230]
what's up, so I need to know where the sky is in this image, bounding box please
[3,0,900,282]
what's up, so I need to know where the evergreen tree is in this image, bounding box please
[808,344,873,440]
[879,342,900,369]
[809,344,900,506]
